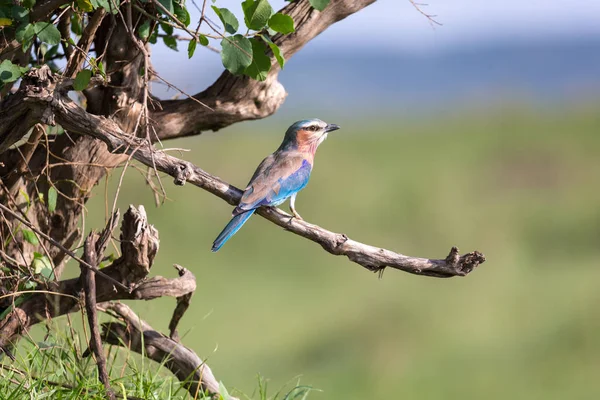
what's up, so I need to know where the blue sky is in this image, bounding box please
[181,0,600,52]
[150,0,600,101]
[326,0,600,51]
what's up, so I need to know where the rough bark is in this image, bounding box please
[100,302,236,400]
[153,0,377,139]
[0,0,486,392]
[0,205,195,347]
[0,0,378,280]
[2,67,486,278]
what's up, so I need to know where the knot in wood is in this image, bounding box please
[334,233,348,248]
[173,163,191,186]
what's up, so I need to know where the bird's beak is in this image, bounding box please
[325,123,340,133]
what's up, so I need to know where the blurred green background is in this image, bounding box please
[74,103,600,399]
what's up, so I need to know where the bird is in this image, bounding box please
[211,118,340,252]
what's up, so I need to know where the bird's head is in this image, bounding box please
[282,119,340,153]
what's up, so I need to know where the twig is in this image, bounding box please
[168,264,193,341]
[43,85,486,278]
[64,8,107,78]
[79,215,118,399]
[0,202,130,291]
[408,0,442,26]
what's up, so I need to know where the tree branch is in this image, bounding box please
[0,205,195,347]
[79,215,117,398]
[99,302,237,400]
[151,0,377,140]
[11,67,485,278]
[64,8,107,78]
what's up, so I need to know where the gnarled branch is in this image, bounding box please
[151,0,377,140]
[100,302,237,400]
[0,205,195,345]
[11,67,486,278]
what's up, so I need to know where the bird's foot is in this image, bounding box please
[291,211,304,221]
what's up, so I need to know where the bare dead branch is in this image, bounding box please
[408,0,442,26]
[100,302,236,400]
[9,67,485,278]
[79,229,114,398]
[168,264,194,341]
[0,202,129,290]
[0,206,195,347]
[64,8,108,78]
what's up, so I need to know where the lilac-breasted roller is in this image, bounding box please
[211,119,340,252]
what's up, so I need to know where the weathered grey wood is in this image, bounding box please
[0,206,195,346]
[100,302,237,400]
[5,66,485,278]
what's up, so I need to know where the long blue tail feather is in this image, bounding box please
[211,209,255,252]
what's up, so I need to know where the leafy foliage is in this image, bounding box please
[212,6,240,34]
[1,0,296,86]
[242,0,274,31]
[268,13,295,34]
[244,38,271,81]
[47,186,58,213]
[221,35,253,75]
[73,69,92,91]
[0,60,26,84]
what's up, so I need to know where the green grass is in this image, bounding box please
[1,325,317,399]
[7,104,600,398]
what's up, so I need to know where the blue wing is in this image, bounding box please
[234,157,312,216]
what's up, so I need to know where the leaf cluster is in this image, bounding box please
[213,0,295,80]
[1,0,331,90]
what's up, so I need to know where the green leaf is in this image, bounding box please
[97,61,106,77]
[22,280,36,290]
[0,18,11,27]
[34,22,61,45]
[90,0,119,14]
[244,38,270,81]
[23,0,36,9]
[47,186,58,213]
[149,28,158,44]
[71,14,82,35]
[138,20,151,40]
[19,189,30,207]
[211,6,239,34]
[0,60,23,83]
[221,35,252,75]
[163,35,178,51]
[44,44,59,60]
[16,23,35,49]
[219,382,230,400]
[261,35,285,68]
[73,69,92,91]
[187,39,196,59]
[22,229,39,245]
[76,0,94,12]
[242,0,273,31]
[174,3,190,26]
[158,0,174,15]
[309,0,330,11]
[12,6,29,23]
[160,22,173,36]
[32,253,54,280]
[268,13,294,34]
[199,34,209,46]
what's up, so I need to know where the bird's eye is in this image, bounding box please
[310,126,318,131]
